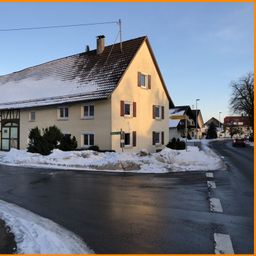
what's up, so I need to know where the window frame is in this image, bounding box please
[140,73,147,88]
[138,72,151,89]
[124,102,133,117]
[124,132,131,147]
[58,107,69,120]
[81,132,95,148]
[154,105,162,120]
[154,132,161,145]
[81,104,95,119]
[29,111,36,122]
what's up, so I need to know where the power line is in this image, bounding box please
[0,21,118,32]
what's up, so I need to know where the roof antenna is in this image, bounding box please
[118,19,122,52]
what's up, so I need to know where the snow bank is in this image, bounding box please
[0,142,224,173]
[0,199,93,254]
[245,141,254,147]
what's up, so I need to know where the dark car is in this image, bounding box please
[232,138,246,147]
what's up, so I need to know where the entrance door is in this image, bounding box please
[1,122,19,151]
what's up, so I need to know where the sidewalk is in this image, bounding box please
[0,219,16,253]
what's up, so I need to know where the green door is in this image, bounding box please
[1,123,19,151]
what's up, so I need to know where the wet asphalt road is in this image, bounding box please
[0,140,253,253]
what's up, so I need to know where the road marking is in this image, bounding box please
[206,172,214,178]
[207,181,216,189]
[209,198,223,213]
[214,233,234,254]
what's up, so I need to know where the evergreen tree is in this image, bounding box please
[206,122,217,139]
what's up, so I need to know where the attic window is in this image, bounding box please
[138,72,151,89]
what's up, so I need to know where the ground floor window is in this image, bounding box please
[120,131,136,148]
[82,133,94,148]
[153,131,164,145]
[154,132,160,144]
[124,133,131,146]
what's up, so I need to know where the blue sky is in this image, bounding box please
[0,2,253,122]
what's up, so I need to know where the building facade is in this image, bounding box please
[224,116,252,137]
[0,36,174,152]
[169,105,195,140]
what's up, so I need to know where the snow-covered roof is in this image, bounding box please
[169,119,181,128]
[169,106,187,128]
[169,109,185,116]
[0,37,146,110]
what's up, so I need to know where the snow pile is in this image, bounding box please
[1,143,224,172]
[245,141,254,147]
[158,146,224,171]
[0,199,93,254]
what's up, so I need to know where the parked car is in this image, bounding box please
[232,137,246,147]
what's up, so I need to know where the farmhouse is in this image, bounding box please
[0,36,174,152]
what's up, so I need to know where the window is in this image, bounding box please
[152,131,164,145]
[120,101,136,117]
[155,106,161,119]
[82,133,94,148]
[153,105,164,120]
[82,105,94,119]
[29,111,36,121]
[140,74,146,88]
[154,132,160,144]
[124,133,131,146]
[138,72,151,89]
[58,107,69,119]
[124,103,131,116]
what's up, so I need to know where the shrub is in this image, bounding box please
[27,127,52,155]
[176,139,186,150]
[87,145,100,151]
[43,126,63,150]
[27,126,77,155]
[59,134,77,151]
[206,122,217,139]
[166,137,185,150]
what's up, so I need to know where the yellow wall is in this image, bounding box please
[15,40,171,153]
[111,41,169,153]
[19,100,111,150]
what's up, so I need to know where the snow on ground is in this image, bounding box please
[0,199,93,254]
[0,142,224,173]
[245,141,254,147]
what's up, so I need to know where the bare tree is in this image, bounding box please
[230,73,254,129]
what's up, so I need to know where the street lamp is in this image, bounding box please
[219,112,222,137]
[219,112,222,129]
[195,99,200,139]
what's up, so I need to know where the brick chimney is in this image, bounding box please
[96,35,105,55]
